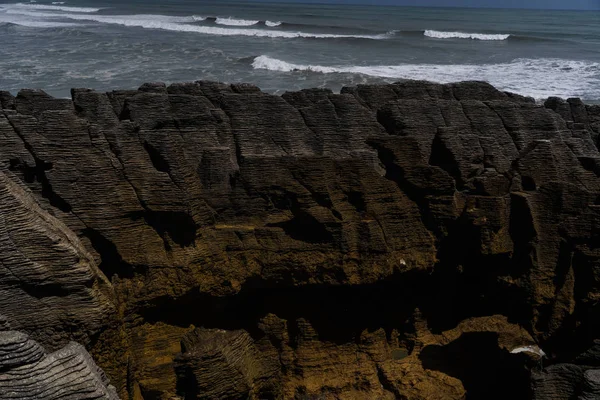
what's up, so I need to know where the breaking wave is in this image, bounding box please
[0,5,390,39]
[424,30,510,40]
[251,55,600,100]
[0,17,81,27]
[0,7,83,27]
[265,20,281,27]
[215,17,259,26]
[9,2,100,13]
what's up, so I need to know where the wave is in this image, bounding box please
[0,3,387,38]
[4,9,195,23]
[9,2,100,13]
[0,11,82,27]
[1,9,390,39]
[424,30,510,41]
[1,3,387,37]
[251,55,600,100]
[51,1,65,4]
[398,30,554,43]
[0,18,81,27]
[207,18,281,28]
[215,17,259,26]
[265,20,281,27]
[252,55,344,74]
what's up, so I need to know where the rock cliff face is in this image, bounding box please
[0,319,119,400]
[0,80,599,399]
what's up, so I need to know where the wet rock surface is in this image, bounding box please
[0,80,599,399]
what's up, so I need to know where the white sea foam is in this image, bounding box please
[215,17,259,26]
[251,55,600,100]
[191,15,206,21]
[1,9,389,39]
[424,30,510,40]
[3,9,195,23]
[265,20,281,27]
[0,12,80,26]
[10,2,100,13]
[51,1,65,4]
[253,55,338,73]
[0,4,83,26]
[511,345,546,357]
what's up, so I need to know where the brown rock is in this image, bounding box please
[1,80,599,399]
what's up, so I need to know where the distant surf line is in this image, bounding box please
[10,2,101,13]
[1,2,521,43]
[0,6,392,39]
[424,30,510,40]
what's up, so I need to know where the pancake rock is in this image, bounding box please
[0,318,119,400]
[0,161,115,350]
[0,80,599,399]
[531,340,600,400]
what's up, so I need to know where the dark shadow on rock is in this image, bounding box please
[82,228,136,280]
[128,210,197,249]
[419,332,531,400]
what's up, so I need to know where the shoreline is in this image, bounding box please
[4,78,600,106]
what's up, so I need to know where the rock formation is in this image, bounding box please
[0,80,599,399]
[0,317,119,400]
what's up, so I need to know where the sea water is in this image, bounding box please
[0,0,599,101]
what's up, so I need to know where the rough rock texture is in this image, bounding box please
[532,341,600,400]
[0,164,115,350]
[0,317,118,400]
[1,80,599,399]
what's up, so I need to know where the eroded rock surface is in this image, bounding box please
[0,318,118,400]
[0,80,599,399]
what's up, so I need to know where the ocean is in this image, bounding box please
[1,0,599,101]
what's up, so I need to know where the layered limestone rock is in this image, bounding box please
[0,163,115,351]
[0,80,599,399]
[0,318,119,400]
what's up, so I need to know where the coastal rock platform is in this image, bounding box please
[0,80,599,399]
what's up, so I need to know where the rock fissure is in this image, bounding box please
[2,110,72,214]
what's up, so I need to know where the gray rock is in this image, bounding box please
[0,331,118,400]
[579,369,600,400]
